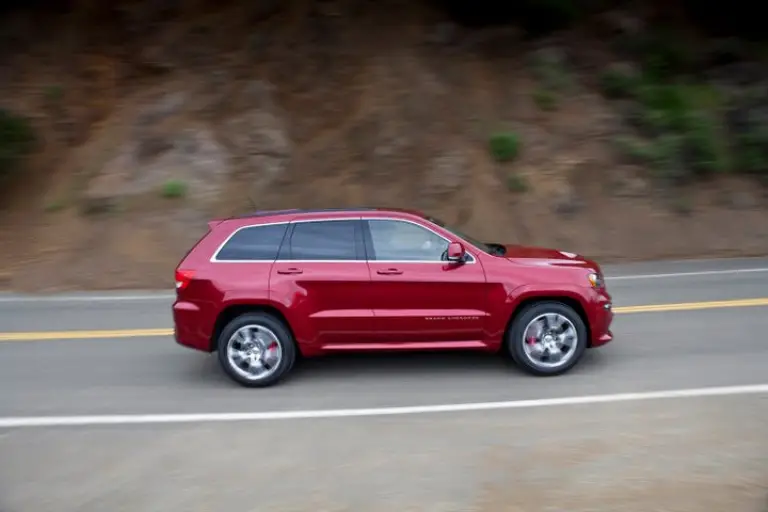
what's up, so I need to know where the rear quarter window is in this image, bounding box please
[214,223,289,261]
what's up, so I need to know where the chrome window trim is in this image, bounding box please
[363,217,477,264]
[209,221,291,263]
[210,215,479,264]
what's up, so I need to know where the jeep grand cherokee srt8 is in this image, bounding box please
[173,208,613,387]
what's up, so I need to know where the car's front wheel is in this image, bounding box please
[216,312,297,387]
[507,301,588,376]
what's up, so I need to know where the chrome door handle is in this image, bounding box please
[277,268,303,275]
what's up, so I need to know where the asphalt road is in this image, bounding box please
[1,257,767,511]
[2,396,767,512]
[1,257,768,416]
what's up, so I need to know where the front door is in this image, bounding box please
[363,218,489,345]
[269,218,374,350]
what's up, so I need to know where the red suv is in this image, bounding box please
[173,208,613,387]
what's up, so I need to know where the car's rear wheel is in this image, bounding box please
[216,312,297,387]
[507,301,587,376]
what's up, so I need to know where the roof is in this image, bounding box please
[235,207,425,220]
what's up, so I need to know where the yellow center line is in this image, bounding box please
[615,297,768,314]
[1,297,768,342]
[0,328,172,341]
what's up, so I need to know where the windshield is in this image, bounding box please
[426,217,493,254]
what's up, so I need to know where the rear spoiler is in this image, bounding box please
[207,219,224,231]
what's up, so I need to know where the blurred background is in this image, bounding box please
[1,4,768,511]
[1,0,767,291]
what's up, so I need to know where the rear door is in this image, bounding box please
[363,218,489,345]
[269,218,375,349]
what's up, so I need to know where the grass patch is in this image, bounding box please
[600,64,639,99]
[44,199,66,213]
[607,68,733,184]
[684,111,730,176]
[530,54,571,92]
[0,108,35,184]
[603,28,766,190]
[506,174,529,193]
[489,132,520,162]
[44,85,64,103]
[612,136,655,165]
[734,122,768,179]
[529,48,571,112]
[161,179,187,199]
[533,88,558,111]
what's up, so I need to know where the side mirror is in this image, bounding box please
[446,241,466,263]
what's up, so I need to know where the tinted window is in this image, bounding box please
[288,220,359,260]
[367,220,449,261]
[215,224,288,261]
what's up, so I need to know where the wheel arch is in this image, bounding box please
[210,302,298,353]
[503,294,591,352]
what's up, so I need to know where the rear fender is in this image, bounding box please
[211,296,296,351]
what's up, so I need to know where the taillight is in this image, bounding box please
[175,269,195,291]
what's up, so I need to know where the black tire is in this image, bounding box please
[506,301,588,376]
[216,312,297,388]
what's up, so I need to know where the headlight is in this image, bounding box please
[587,272,604,289]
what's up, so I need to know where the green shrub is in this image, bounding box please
[489,132,520,162]
[530,51,571,92]
[637,109,673,135]
[684,111,729,176]
[613,136,655,165]
[635,83,691,129]
[44,85,64,103]
[506,173,528,193]
[600,65,639,99]
[734,123,768,178]
[626,29,698,80]
[649,133,689,183]
[0,108,35,182]
[533,89,558,111]
[161,179,187,199]
[44,199,66,213]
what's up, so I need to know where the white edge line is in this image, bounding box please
[0,294,176,303]
[607,268,768,281]
[1,384,766,429]
[1,267,767,303]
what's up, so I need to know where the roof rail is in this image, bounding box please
[236,207,383,219]
[235,209,301,219]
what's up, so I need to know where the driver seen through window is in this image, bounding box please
[367,219,449,261]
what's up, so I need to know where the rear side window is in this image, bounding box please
[287,220,359,260]
[214,223,289,261]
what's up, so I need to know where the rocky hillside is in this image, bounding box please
[0,0,767,291]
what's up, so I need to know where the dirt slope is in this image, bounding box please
[0,0,766,291]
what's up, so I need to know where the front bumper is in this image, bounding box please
[589,294,614,348]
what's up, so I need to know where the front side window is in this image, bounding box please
[426,216,492,254]
[215,223,289,261]
[288,220,359,260]
[367,219,449,261]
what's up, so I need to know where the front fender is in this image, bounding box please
[486,283,591,342]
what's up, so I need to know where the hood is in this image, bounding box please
[501,244,584,261]
[498,244,601,272]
